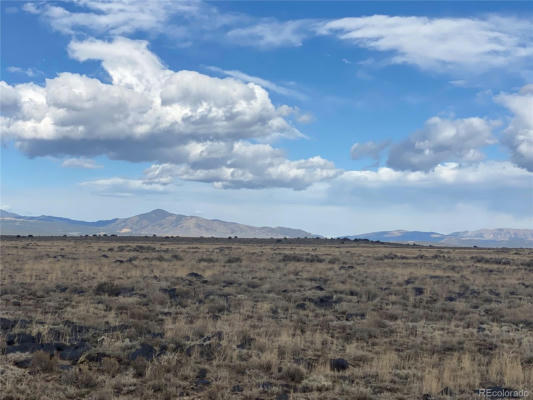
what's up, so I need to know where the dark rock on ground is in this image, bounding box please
[329,358,350,371]
[187,272,205,279]
[196,368,208,379]
[339,265,354,270]
[129,343,156,361]
[6,333,38,346]
[413,287,425,296]
[1,318,29,331]
[14,358,32,368]
[160,287,178,300]
[231,385,243,393]
[59,342,91,362]
[345,312,366,320]
[309,295,340,308]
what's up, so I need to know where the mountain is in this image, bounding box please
[342,229,533,248]
[0,209,317,238]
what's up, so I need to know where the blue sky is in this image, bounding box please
[1,1,532,236]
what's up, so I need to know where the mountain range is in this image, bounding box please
[0,209,316,238]
[1,209,531,247]
[342,229,533,248]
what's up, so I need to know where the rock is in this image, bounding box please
[196,379,210,386]
[6,333,37,346]
[310,295,339,308]
[187,272,205,279]
[339,265,354,270]
[231,385,243,393]
[129,343,156,361]
[313,285,325,291]
[276,393,289,400]
[295,303,307,310]
[160,287,178,300]
[59,342,91,362]
[422,394,433,400]
[14,358,32,368]
[196,368,208,379]
[413,287,425,296]
[5,343,40,354]
[345,312,366,321]
[1,318,29,331]
[329,358,350,372]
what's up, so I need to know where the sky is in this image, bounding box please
[1,0,532,236]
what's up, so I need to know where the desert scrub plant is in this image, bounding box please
[30,350,57,373]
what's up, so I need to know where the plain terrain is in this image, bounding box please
[1,236,532,399]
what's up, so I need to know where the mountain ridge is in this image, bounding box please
[0,209,317,238]
[342,228,533,248]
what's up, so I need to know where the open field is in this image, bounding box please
[1,236,532,399]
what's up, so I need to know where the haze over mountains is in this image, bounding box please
[1,209,532,247]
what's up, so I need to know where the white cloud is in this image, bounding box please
[495,84,533,172]
[340,161,531,188]
[80,177,172,197]
[143,141,340,190]
[206,66,306,100]
[296,113,314,124]
[386,116,497,171]
[62,158,103,169]
[23,0,203,36]
[318,15,533,71]
[7,66,42,78]
[1,37,339,190]
[351,140,389,161]
[226,19,319,48]
[329,161,533,220]
[1,37,300,150]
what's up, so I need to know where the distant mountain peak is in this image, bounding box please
[144,209,173,216]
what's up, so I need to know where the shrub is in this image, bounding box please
[31,351,57,373]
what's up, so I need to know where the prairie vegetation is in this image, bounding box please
[1,237,532,399]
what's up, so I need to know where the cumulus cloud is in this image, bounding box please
[62,158,103,169]
[386,117,497,171]
[1,37,300,154]
[331,161,533,218]
[143,142,340,190]
[351,140,389,162]
[318,15,533,71]
[0,37,340,190]
[495,84,533,172]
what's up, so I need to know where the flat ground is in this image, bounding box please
[0,237,532,400]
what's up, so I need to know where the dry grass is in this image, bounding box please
[0,236,532,399]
